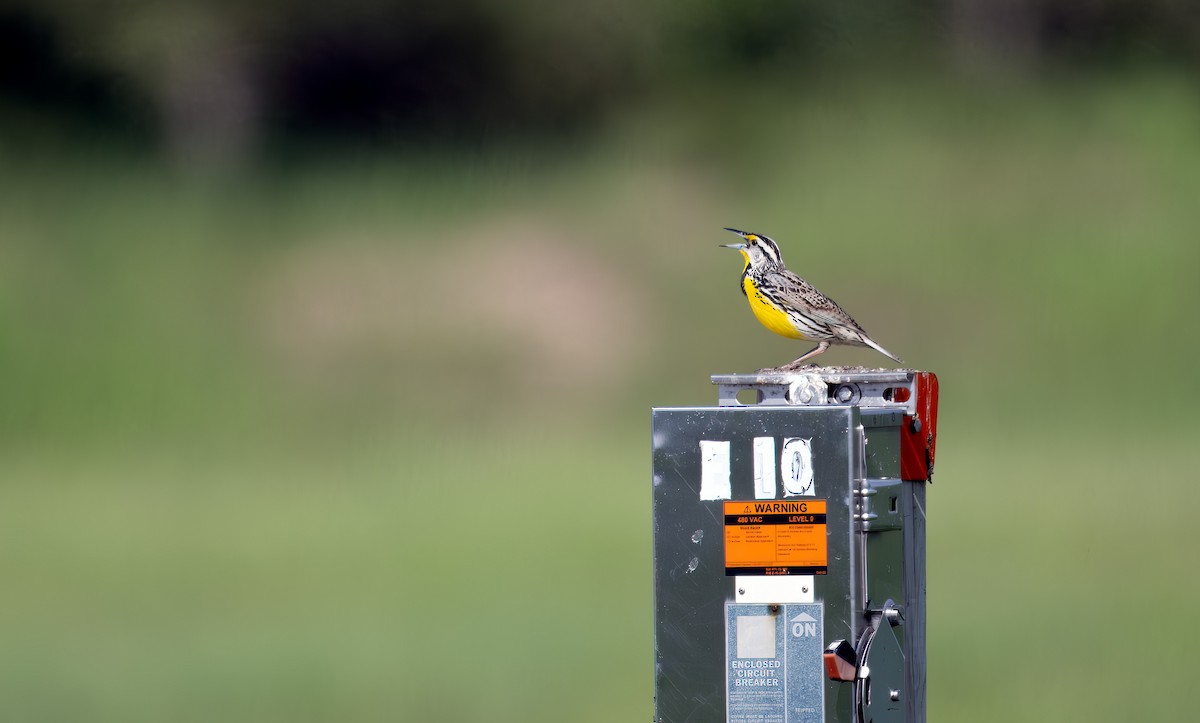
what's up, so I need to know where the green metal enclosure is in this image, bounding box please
[652,370,938,723]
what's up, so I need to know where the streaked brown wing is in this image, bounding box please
[765,269,866,333]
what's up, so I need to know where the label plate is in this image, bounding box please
[724,500,828,576]
[726,603,825,723]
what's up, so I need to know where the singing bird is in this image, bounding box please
[721,228,902,369]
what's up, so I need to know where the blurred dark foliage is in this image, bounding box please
[1,0,1196,156]
[0,10,146,130]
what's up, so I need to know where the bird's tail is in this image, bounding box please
[861,336,903,364]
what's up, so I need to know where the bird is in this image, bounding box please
[720,228,902,369]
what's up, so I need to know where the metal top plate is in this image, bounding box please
[711,368,926,409]
[711,367,917,386]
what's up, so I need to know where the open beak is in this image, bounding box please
[721,227,749,249]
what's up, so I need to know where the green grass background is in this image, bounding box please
[3,74,1198,720]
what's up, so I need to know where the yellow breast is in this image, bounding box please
[742,275,807,340]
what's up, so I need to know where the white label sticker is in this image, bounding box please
[752,437,776,499]
[735,575,815,604]
[781,438,815,496]
[735,615,777,659]
[699,440,732,500]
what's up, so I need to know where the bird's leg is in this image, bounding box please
[777,342,830,371]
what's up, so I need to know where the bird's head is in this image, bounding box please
[721,228,783,271]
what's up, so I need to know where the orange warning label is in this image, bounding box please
[723,500,828,576]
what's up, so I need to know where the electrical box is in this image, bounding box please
[651,369,939,723]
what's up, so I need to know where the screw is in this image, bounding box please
[889,690,901,702]
[738,588,745,595]
[802,586,809,593]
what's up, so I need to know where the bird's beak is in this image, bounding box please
[721,228,749,249]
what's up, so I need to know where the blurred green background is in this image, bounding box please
[2,1,1199,721]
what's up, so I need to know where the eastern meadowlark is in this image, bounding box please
[721,228,902,369]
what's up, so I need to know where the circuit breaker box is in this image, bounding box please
[652,369,939,723]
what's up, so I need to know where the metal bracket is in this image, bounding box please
[859,601,906,723]
[713,368,919,410]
